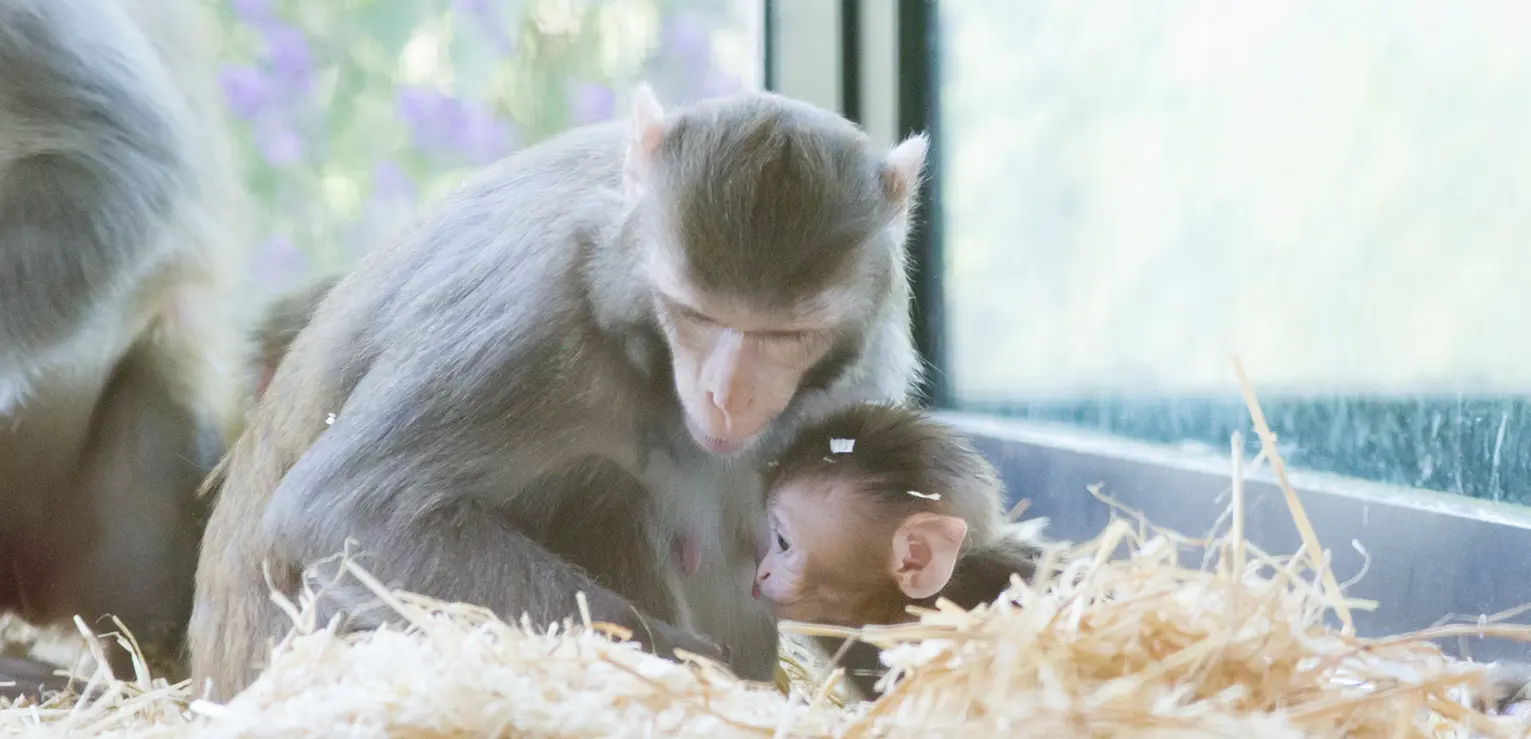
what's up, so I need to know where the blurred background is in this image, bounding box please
[940,0,1531,508]
[216,0,1531,509]
[219,0,761,293]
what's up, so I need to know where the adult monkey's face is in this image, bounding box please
[620,87,929,455]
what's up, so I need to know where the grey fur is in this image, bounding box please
[650,95,897,307]
[0,0,246,694]
[0,0,188,364]
[191,90,924,699]
[252,274,341,398]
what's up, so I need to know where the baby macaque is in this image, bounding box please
[756,403,1040,622]
[753,403,1044,696]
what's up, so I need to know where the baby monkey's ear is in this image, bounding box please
[890,512,968,600]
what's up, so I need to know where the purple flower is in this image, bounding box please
[663,13,713,79]
[452,0,493,21]
[252,116,303,165]
[571,83,615,125]
[372,162,416,202]
[218,64,274,119]
[396,87,462,152]
[248,234,307,291]
[396,87,515,162]
[457,103,515,164]
[229,0,273,22]
[259,22,313,92]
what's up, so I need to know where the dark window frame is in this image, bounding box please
[897,0,949,410]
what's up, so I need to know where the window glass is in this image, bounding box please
[214,0,763,296]
[938,1,1531,503]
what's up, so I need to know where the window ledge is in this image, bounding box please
[939,410,1531,662]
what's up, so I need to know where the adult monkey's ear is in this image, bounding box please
[880,132,930,219]
[623,83,666,201]
[890,512,968,600]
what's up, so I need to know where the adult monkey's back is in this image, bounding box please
[191,87,928,699]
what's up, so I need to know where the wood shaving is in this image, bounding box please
[5,373,1529,737]
[7,497,1527,737]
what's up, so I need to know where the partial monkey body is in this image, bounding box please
[0,0,246,693]
[753,403,1045,697]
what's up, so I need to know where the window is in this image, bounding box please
[215,0,763,298]
[934,1,1531,505]
[214,1,1531,506]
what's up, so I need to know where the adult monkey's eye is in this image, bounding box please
[757,329,807,341]
[663,297,714,326]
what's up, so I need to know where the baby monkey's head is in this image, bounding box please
[754,403,1003,625]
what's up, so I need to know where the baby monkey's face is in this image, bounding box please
[753,475,971,626]
[753,477,874,624]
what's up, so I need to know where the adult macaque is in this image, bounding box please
[248,275,685,631]
[190,86,928,700]
[0,0,245,682]
[754,403,1044,698]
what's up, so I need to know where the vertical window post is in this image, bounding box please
[767,0,942,406]
[898,0,947,408]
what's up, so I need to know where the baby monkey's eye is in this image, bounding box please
[776,532,790,551]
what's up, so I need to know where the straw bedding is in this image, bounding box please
[5,380,1531,738]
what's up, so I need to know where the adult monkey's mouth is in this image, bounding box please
[699,434,744,454]
[686,418,749,455]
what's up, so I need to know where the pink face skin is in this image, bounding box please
[752,478,874,623]
[753,491,826,618]
[653,287,839,455]
[753,477,970,624]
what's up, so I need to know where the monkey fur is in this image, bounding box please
[251,274,339,401]
[0,0,247,688]
[189,87,929,700]
[757,403,1045,699]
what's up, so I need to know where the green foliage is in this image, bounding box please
[209,0,757,295]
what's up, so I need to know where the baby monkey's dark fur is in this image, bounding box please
[767,403,1044,699]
